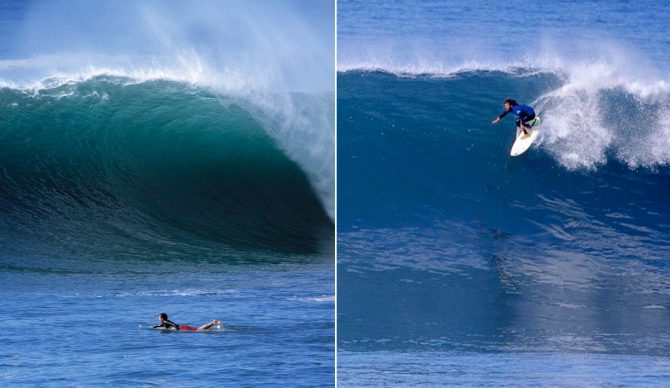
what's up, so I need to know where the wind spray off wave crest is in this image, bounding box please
[0,0,335,217]
[0,0,335,260]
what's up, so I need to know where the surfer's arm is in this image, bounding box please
[153,321,179,329]
[493,110,509,124]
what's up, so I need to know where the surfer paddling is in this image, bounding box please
[491,98,536,137]
[153,312,222,331]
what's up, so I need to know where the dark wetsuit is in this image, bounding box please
[153,320,199,331]
[498,104,536,128]
[153,319,180,330]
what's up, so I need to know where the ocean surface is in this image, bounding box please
[338,0,670,385]
[0,1,334,386]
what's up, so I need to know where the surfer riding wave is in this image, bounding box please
[492,98,536,136]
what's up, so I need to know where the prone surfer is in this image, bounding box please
[153,312,222,331]
[491,98,536,136]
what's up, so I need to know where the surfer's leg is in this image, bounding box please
[178,324,199,331]
[515,119,528,135]
[197,319,222,330]
[522,115,536,134]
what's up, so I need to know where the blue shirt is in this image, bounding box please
[499,104,535,122]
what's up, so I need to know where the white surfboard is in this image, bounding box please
[510,116,540,157]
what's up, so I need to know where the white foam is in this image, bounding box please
[535,56,670,171]
[289,295,335,303]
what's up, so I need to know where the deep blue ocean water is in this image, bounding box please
[0,1,334,386]
[338,1,670,385]
[1,261,333,386]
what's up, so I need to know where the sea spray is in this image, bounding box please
[0,0,335,218]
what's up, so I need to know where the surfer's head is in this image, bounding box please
[504,98,518,110]
[159,312,168,322]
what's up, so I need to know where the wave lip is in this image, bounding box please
[0,76,333,258]
[337,60,554,79]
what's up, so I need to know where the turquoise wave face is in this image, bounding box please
[0,77,332,263]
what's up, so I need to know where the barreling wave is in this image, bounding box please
[0,76,332,259]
